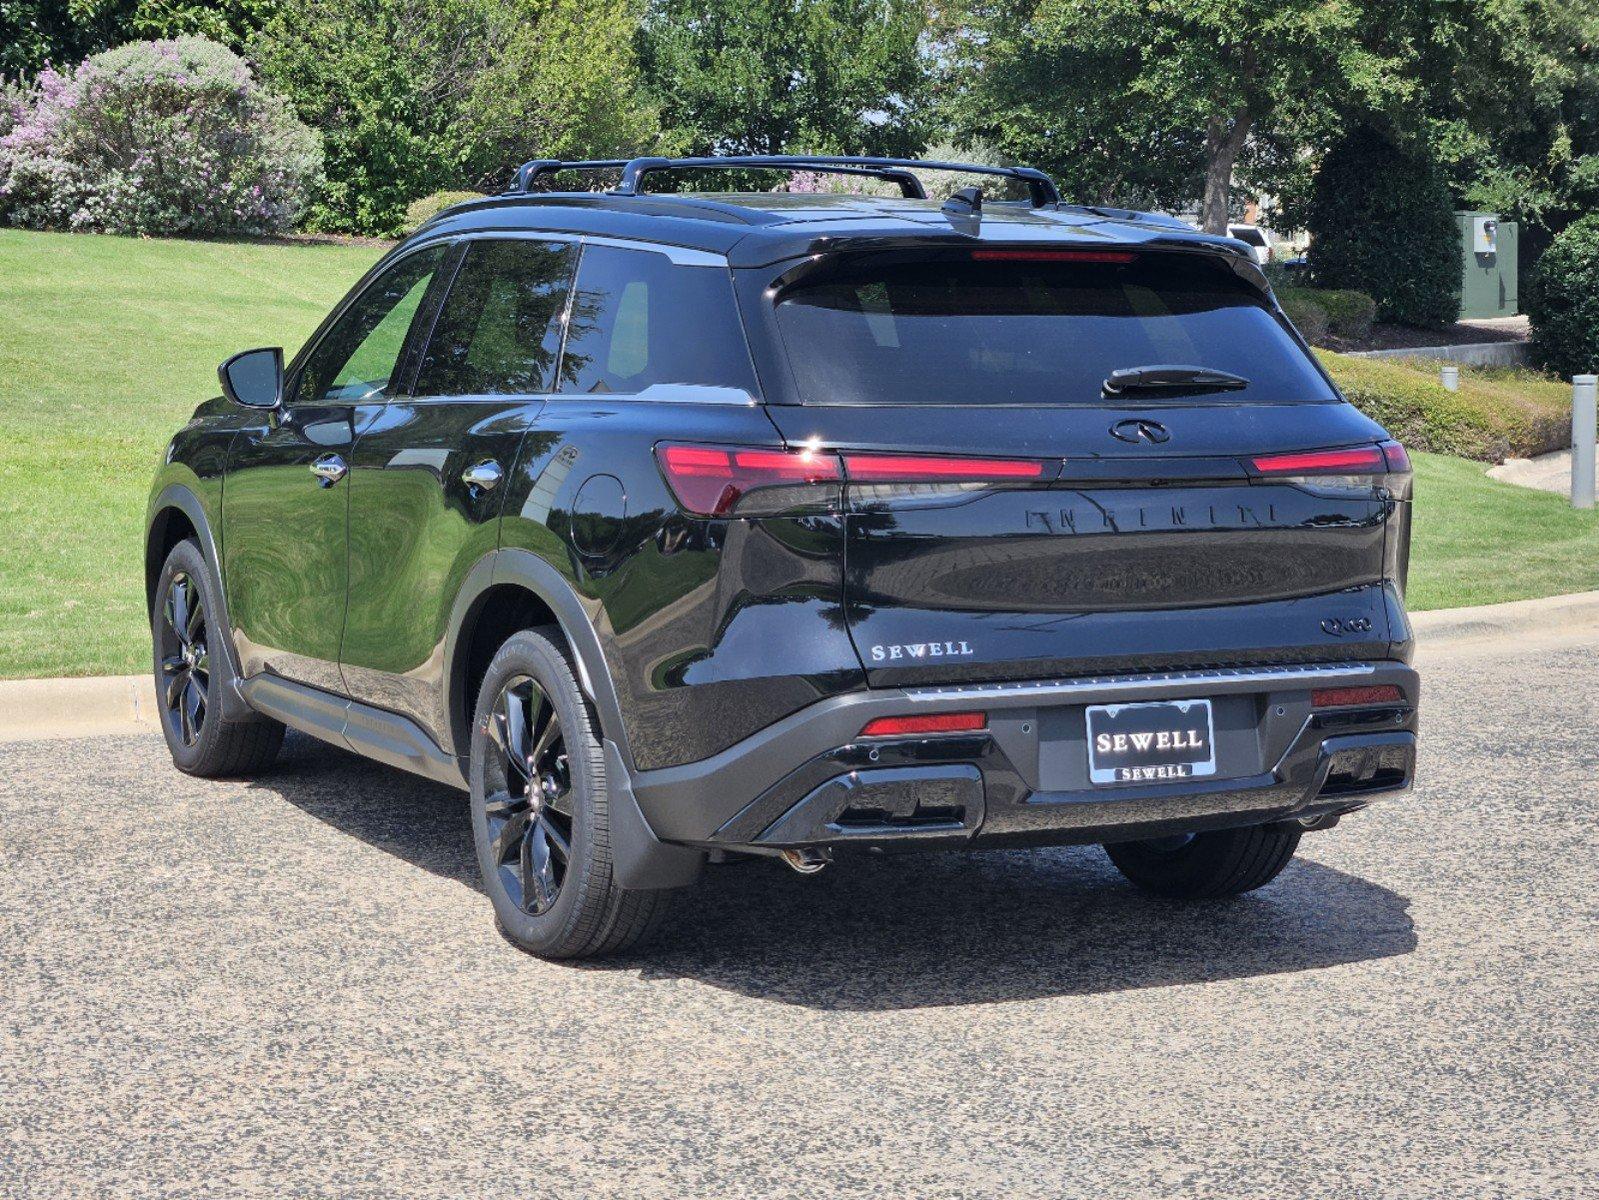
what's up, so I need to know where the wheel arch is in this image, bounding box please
[443,549,631,767]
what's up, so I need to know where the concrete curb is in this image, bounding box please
[3,591,1598,742]
[1407,589,1599,645]
[0,674,158,742]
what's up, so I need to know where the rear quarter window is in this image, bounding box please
[558,245,757,398]
[773,250,1332,406]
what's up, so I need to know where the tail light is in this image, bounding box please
[1250,441,1410,497]
[1312,685,1404,708]
[970,249,1136,264]
[655,443,841,517]
[843,454,1048,481]
[860,712,987,737]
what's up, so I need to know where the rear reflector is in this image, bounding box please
[970,249,1137,264]
[860,712,987,737]
[1312,685,1404,708]
[843,454,1046,482]
[1251,446,1387,475]
[655,443,841,517]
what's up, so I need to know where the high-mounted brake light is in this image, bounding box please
[970,249,1136,264]
[1312,685,1404,708]
[655,443,840,517]
[843,454,1047,482]
[1251,446,1387,475]
[860,712,987,737]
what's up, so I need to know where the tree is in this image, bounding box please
[0,0,275,77]
[946,0,1415,229]
[636,0,932,160]
[251,0,654,234]
[1307,124,1461,328]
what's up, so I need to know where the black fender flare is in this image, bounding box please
[441,548,703,890]
[145,483,252,721]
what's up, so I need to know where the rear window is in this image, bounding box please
[773,251,1333,406]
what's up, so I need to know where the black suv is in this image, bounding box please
[146,155,1419,958]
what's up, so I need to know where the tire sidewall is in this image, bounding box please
[469,630,605,954]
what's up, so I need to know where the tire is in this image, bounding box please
[1103,825,1301,899]
[152,539,284,778]
[469,627,674,959]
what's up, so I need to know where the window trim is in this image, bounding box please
[285,231,738,407]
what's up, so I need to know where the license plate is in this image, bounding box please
[1086,699,1217,786]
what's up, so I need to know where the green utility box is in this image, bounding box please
[1456,210,1518,319]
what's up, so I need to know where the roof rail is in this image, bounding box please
[507,155,1062,208]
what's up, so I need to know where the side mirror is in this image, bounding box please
[219,347,284,409]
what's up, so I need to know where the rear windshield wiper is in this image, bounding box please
[1103,364,1250,396]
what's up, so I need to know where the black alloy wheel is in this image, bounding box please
[482,675,575,916]
[158,571,210,746]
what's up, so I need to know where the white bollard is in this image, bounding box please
[1440,364,1460,392]
[1574,374,1597,510]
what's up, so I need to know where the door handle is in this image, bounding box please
[310,453,348,486]
[462,460,503,493]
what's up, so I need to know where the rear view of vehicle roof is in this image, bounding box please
[414,156,1255,267]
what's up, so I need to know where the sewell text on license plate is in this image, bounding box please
[1085,699,1217,786]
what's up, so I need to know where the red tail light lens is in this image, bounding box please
[860,712,987,737]
[655,443,841,517]
[970,249,1137,264]
[1251,446,1387,474]
[1381,440,1412,473]
[1312,685,1404,708]
[843,454,1048,482]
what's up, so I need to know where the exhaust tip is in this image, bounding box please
[779,848,831,875]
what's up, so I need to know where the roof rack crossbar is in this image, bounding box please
[508,155,1063,208]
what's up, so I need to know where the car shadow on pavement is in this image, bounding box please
[257,733,1417,1011]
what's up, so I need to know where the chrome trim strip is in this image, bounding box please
[905,661,1379,704]
[580,234,726,267]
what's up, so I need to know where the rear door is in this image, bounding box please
[340,236,578,746]
[760,247,1407,686]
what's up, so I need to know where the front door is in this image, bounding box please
[340,236,579,747]
[223,243,450,691]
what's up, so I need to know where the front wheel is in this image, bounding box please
[469,628,673,959]
[1103,825,1301,899]
[152,539,284,777]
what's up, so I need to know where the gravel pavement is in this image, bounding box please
[2,631,1596,1199]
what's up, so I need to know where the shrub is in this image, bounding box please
[0,37,321,236]
[405,190,487,231]
[1277,289,1329,344]
[1526,214,1599,379]
[1321,351,1570,462]
[1313,289,1377,340]
[1307,125,1461,328]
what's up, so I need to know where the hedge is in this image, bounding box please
[405,189,486,231]
[1278,287,1376,344]
[1320,351,1571,462]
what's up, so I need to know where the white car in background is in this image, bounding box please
[1228,223,1275,265]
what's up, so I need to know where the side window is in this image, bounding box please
[558,245,757,396]
[413,239,578,397]
[292,245,447,405]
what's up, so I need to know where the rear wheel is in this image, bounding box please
[469,628,673,959]
[1103,825,1300,898]
[152,539,284,777]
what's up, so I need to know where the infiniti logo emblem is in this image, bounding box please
[1110,418,1171,445]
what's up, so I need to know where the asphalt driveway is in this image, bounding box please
[2,629,1595,1198]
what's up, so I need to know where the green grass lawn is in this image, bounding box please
[0,229,1595,679]
[0,229,384,678]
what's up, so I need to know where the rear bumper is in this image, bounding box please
[629,661,1418,852]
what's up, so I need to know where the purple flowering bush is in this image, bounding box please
[0,37,321,236]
